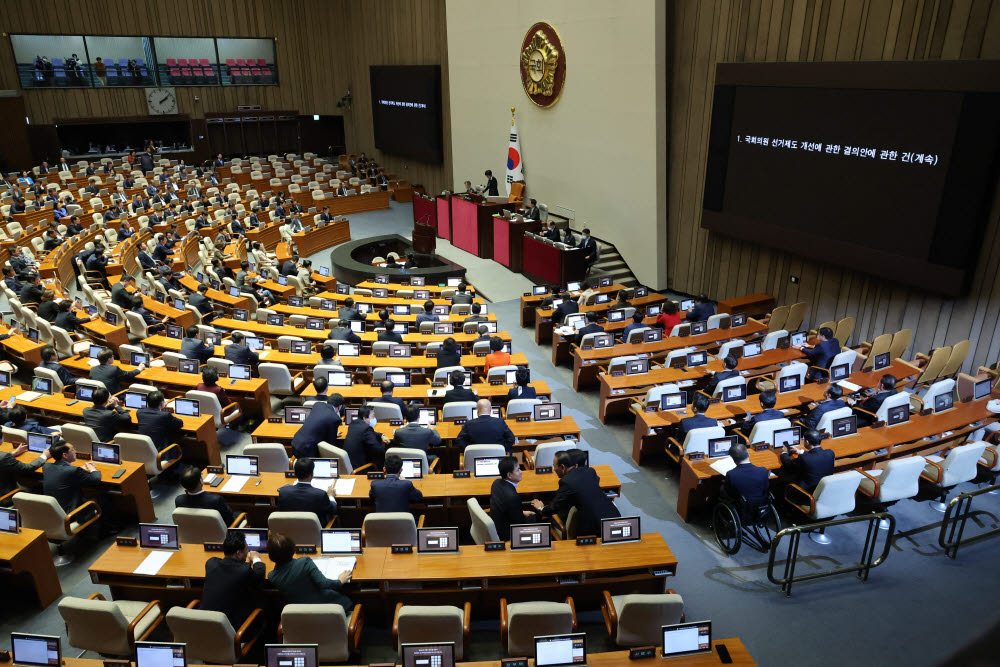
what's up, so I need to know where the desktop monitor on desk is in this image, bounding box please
[229,527,268,553]
[320,298,337,310]
[686,351,708,368]
[778,375,801,394]
[267,313,283,327]
[350,320,365,333]
[662,621,712,658]
[732,312,747,327]
[0,507,20,534]
[831,415,858,438]
[265,644,316,667]
[414,290,431,300]
[138,523,179,550]
[399,458,423,480]
[721,384,747,403]
[473,457,501,478]
[75,384,95,401]
[934,392,955,413]
[601,516,641,544]
[336,284,350,295]
[288,296,303,307]
[707,436,738,459]
[974,378,993,400]
[535,634,586,667]
[135,643,186,667]
[873,352,891,371]
[410,276,425,286]
[790,331,807,347]
[387,372,412,388]
[229,364,252,380]
[592,333,614,349]
[742,341,762,358]
[328,372,353,387]
[226,454,259,476]
[773,426,801,448]
[177,358,200,375]
[11,634,61,667]
[92,442,121,465]
[625,359,649,375]
[174,398,200,417]
[887,404,910,426]
[284,406,312,424]
[123,391,148,410]
[320,529,361,555]
[510,523,551,550]
[417,527,459,553]
[534,402,562,422]
[690,320,708,336]
[607,310,625,323]
[312,458,339,479]
[830,363,851,382]
[659,392,687,411]
[290,340,312,354]
[401,644,455,667]
[680,299,695,311]
[246,336,265,352]
[643,328,664,343]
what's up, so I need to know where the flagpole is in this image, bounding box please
[511,106,515,127]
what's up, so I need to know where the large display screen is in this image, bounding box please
[369,65,443,164]
[702,62,1000,297]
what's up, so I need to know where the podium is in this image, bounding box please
[493,214,541,272]
[412,220,436,254]
[451,196,511,259]
[523,233,587,286]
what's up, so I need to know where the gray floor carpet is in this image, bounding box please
[3,202,998,666]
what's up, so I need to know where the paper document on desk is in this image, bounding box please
[134,550,173,576]
[310,478,336,493]
[709,456,737,475]
[313,556,356,580]
[334,478,356,495]
[838,380,862,393]
[221,475,249,493]
[259,351,269,359]
[553,326,576,337]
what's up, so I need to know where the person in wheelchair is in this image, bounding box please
[721,442,769,504]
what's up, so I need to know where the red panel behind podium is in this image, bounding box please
[451,197,479,255]
[413,195,437,232]
[523,235,562,284]
[436,196,451,240]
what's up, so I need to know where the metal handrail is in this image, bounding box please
[767,512,894,597]
[938,483,1000,559]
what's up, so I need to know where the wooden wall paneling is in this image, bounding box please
[667,0,1000,372]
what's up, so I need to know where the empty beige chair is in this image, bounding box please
[467,498,499,544]
[500,597,577,657]
[173,507,246,544]
[861,333,892,369]
[913,346,951,386]
[835,316,855,346]
[12,491,101,565]
[279,604,363,663]
[888,329,912,360]
[186,390,242,428]
[462,444,507,470]
[921,441,989,512]
[667,426,726,462]
[58,593,164,656]
[60,424,100,456]
[858,456,927,529]
[767,305,789,333]
[269,511,327,544]
[600,590,684,646]
[394,603,470,660]
[244,443,291,472]
[940,339,971,378]
[165,603,263,664]
[785,470,864,544]
[114,433,181,498]
[318,441,374,475]
[363,512,419,547]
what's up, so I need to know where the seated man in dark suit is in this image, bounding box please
[291,379,342,459]
[200,531,266,631]
[266,532,353,609]
[451,283,474,306]
[376,380,408,416]
[740,389,784,437]
[443,369,478,405]
[175,466,235,526]
[391,406,442,461]
[90,348,144,395]
[522,198,540,221]
[188,284,217,324]
[801,384,847,430]
[180,325,214,363]
[369,454,424,512]
[463,303,488,325]
[43,442,105,525]
[39,344,77,387]
[685,295,715,323]
[278,457,338,523]
[224,331,260,369]
[130,295,168,335]
[111,274,137,311]
[575,311,605,346]
[721,442,770,503]
[552,292,579,324]
[677,393,718,440]
[415,300,439,327]
[136,390,184,459]
[6,406,56,436]
[795,326,841,380]
[456,399,515,453]
[847,374,897,425]
[778,428,835,492]
[1,440,49,501]
[327,319,363,345]
[704,354,740,397]
[337,297,362,322]
[532,449,620,536]
[341,406,389,471]
[54,299,95,333]
[82,387,134,442]
[490,456,538,541]
[377,318,404,344]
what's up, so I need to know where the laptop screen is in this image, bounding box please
[722,383,747,403]
[0,507,20,534]
[535,634,586,667]
[533,402,562,421]
[708,436,738,458]
[284,406,312,423]
[11,634,60,667]
[174,398,200,416]
[226,455,259,476]
[831,415,858,438]
[533,285,548,296]
[601,516,641,544]
[401,644,455,667]
[974,378,993,400]
[399,458,423,480]
[311,458,339,479]
[123,391,148,409]
[265,645,316,667]
[887,404,909,426]
[510,523,551,550]
[92,442,120,465]
[26,433,53,454]
[662,621,712,657]
[790,331,807,347]
[873,352,890,371]
[320,529,361,555]
[417,527,459,553]
[659,391,687,410]
[135,643,185,667]
[138,523,179,549]
[473,457,501,477]
[773,426,801,448]
[778,374,801,393]
[229,527,268,553]
[88,345,104,359]
[229,364,251,380]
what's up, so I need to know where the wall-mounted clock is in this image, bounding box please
[145,87,178,115]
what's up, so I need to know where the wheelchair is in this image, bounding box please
[712,492,782,555]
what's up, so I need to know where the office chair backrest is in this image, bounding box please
[467,497,499,544]
[811,470,864,519]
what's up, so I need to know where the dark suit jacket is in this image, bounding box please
[391,423,442,452]
[436,349,463,369]
[136,408,183,451]
[553,300,579,323]
[540,466,620,537]
[224,344,259,366]
[686,302,716,322]
[89,363,140,395]
[189,292,213,316]
[724,462,770,501]
[456,415,515,452]
[369,475,423,512]
[507,385,537,400]
[20,283,44,304]
[0,451,46,496]
[138,251,156,270]
[201,556,266,629]
[443,386,478,405]
[40,359,76,386]
[490,478,533,541]
[804,338,842,372]
[342,421,385,470]
[111,282,134,310]
[779,446,835,491]
[452,291,474,306]
[376,394,407,415]
[55,310,89,332]
[327,328,362,345]
[268,556,352,609]
[180,337,214,363]
[377,331,404,344]
[705,369,740,397]
[740,408,785,437]
[43,460,101,513]
[290,402,341,459]
[277,481,337,525]
[801,398,847,430]
[677,413,719,440]
[175,490,235,526]
[485,177,499,196]
[575,323,605,347]
[859,390,893,415]
[579,236,598,262]
[338,306,362,321]
[82,404,132,442]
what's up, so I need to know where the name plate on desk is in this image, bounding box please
[535,466,552,474]
[687,452,705,461]
[920,408,933,417]
[502,659,528,667]
[116,536,138,547]
[285,471,297,478]
[453,470,471,478]
[476,351,488,357]
[581,346,593,350]
[268,417,282,423]
[576,536,597,546]
[391,544,413,554]
[753,442,770,452]
[871,421,886,429]
[516,416,530,422]
[484,541,506,552]
[432,381,444,387]
[204,542,223,552]
[454,418,468,425]
[389,419,404,427]
[629,647,657,660]
[206,466,224,475]
[104,660,131,667]
[523,292,531,296]
[295,545,317,554]
[76,452,92,460]
[367,472,386,480]
[374,353,388,358]
[645,406,657,413]
[490,379,504,385]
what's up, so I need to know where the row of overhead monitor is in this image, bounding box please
[8,621,715,667]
